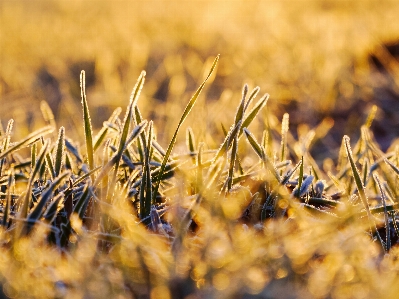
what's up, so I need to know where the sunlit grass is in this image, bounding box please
[1,55,399,298]
[2,1,399,298]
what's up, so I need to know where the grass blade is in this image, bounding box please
[80,70,94,171]
[243,86,260,112]
[140,121,154,221]
[2,168,14,227]
[243,127,280,183]
[280,113,289,163]
[19,140,50,220]
[153,55,219,199]
[26,171,70,229]
[344,135,377,237]
[93,107,122,152]
[344,136,369,212]
[294,156,304,198]
[234,84,247,126]
[43,192,64,223]
[0,126,53,160]
[240,93,269,136]
[374,174,390,251]
[54,126,65,177]
[114,71,146,177]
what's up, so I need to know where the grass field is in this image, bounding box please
[2,1,399,298]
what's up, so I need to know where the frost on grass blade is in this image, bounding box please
[240,93,269,136]
[0,125,53,160]
[80,70,94,171]
[344,135,379,240]
[280,113,289,163]
[54,126,65,177]
[26,171,70,231]
[153,55,219,199]
[374,174,390,251]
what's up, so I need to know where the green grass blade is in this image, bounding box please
[234,84,247,126]
[214,120,242,163]
[140,121,154,221]
[344,136,369,212]
[243,86,260,112]
[31,143,37,170]
[374,174,390,251]
[243,127,264,160]
[80,70,94,171]
[240,93,269,136]
[73,184,92,219]
[45,147,56,180]
[0,125,53,160]
[54,126,65,177]
[93,121,147,187]
[2,168,14,227]
[43,192,64,223]
[186,127,196,157]
[27,171,70,228]
[225,133,239,192]
[19,140,50,220]
[93,107,122,152]
[115,71,146,176]
[243,128,280,183]
[344,136,378,238]
[384,158,399,176]
[153,55,219,199]
[294,156,304,198]
[281,158,302,185]
[65,138,83,163]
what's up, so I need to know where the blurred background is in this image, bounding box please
[1,0,399,160]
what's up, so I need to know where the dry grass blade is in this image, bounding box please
[80,70,94,171]
[153,55,219,199]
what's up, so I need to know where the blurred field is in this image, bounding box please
[1,0,399,156]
